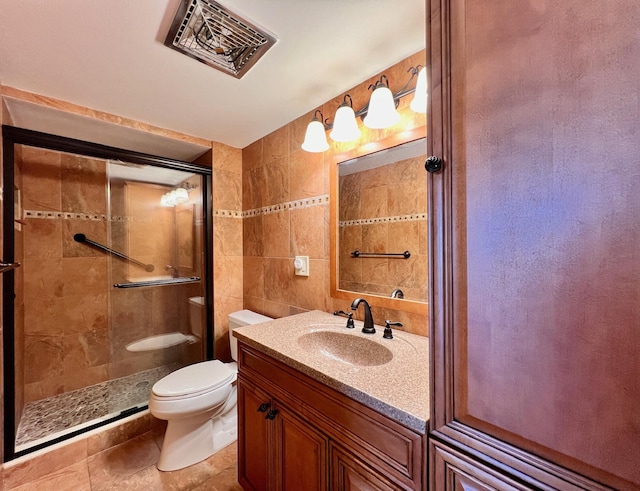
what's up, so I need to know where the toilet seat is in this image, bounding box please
[152,360,235,400]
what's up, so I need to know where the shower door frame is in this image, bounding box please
[1,125,214,461]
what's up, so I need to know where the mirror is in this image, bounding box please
[330,130,428,314]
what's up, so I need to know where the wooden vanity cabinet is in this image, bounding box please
[237,342,426,491]
[427,0,640,490]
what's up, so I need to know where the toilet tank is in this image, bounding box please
[228,310,272,361]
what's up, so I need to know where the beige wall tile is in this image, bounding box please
[213,168,243,211]
[20,147,62,211]
[213,217,242,257]
[289,149,324,201]
[290,206,326,259]
[214,256,243,300]
[262,211,290,258]
[242,257,264,300]
[242,216,263,257]
[263,126,288,165]
[263,156,289,206]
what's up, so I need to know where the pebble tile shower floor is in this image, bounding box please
[16,364,178,448]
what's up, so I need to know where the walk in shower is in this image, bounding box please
[2,127,213,460]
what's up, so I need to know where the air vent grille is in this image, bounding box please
[165,0,276,79]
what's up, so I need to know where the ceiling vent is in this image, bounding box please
[164,0,277,79]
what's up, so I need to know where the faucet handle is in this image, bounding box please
[333,310,355,329]
[383,320,403,339]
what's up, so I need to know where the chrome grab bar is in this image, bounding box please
[0,261,21,274]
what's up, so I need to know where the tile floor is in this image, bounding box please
[4,425,242,491]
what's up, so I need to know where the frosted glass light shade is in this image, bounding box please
[174,187,189,204]
[301,119,329,152]
[330,104,361,142]
[410,67,427,113]
[363,86,400,129]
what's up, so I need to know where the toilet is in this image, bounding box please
[149,309,272,471]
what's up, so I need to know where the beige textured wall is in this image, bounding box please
[242,50,429,336]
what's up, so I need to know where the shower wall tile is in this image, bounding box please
[19,147,62,211]
[24,335,64,384]
[62,293,109,333]
[62,219,107,258]
[23,219,63,258]
[24,296,65,336]
[23,257,64,301]
[62,257,108,297]
[60,154,107,215]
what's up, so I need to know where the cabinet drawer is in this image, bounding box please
[239,343,425,489]
[431,440,536,491]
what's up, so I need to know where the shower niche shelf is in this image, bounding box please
[114,276,201,288]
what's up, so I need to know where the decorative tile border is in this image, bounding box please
[339,213,427,227]
[24,209,151,223]
[215,194,330,219]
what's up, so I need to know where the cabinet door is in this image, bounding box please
[274,401,328,491]
[427,0,640,489]
[238,379,271,491]
[330,443,398,491]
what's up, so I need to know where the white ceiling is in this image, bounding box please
[0,0,426,156]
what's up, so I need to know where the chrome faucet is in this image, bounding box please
[165,264,179,278]
[350,298,375,334]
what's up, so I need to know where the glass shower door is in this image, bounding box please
[2,127,212,460]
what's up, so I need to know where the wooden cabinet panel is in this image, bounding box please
[431,440,534,491]
[276,403,328,491]
[237,380,270,491]
[330,443,398,491]
[427,0,640,489]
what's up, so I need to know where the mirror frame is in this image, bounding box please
[329,125,428,314]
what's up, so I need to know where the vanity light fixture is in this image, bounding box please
[329,95,361,142]
[363,75,401,129]
[301,65,427,152]
[160,184,194,207]
[301,110,330,153]
[409,66,427,113]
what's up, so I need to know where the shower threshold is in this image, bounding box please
[15,364,178,452]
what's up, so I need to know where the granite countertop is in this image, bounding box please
[233,310,429,434]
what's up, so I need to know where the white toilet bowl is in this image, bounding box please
[149,309,272,471]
